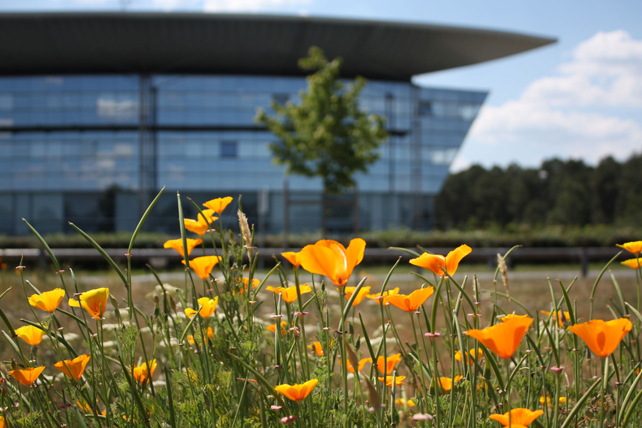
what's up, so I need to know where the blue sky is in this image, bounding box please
[3,0,641,171]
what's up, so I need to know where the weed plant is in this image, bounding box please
[1,190,641,428]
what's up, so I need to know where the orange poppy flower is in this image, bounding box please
[489,408,544,427]
[395,398,416,407]
[9,366,45,386]
[617,241,642,255]
[466,316,533,359]
[183,209,218,236]
[500,314,529,322]
[281,251,303,267]
[434,375,464,392]
[378,376,406,387]
[0,415,5,428]
[298,238,366,286]
[235,277,261,295]
[182,256,222,279]
[15,325,46,346]
[568,318,632,358]
[69,288,109,320]
[203,196,233,214]
[343,357,372,373]
[621,258,641,269]
[185,296,218,318]
[54,354,91,380]
[366,288,400,305]
[386,287,435,312]
[266,321,288,336]
[409,245,472,277]
[539,395,567,406]
[376,353,402,375]
[133,360,156,384]
[275,378,318,401]
[164,238,203,258]
[266,285,312,304]
[455,348,483,365]
[187,327,215,344]
[77,400,93,412]
[541,310,570,327]
[308,341,324,356]
[344,286,371,306]
[28,288,65,313]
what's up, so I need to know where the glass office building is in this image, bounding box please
[0,13,553,235]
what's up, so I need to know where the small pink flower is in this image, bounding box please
[413,414,433,421]
[281,415,298,424]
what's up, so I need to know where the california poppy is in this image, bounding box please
[489,408,543,427]
[28,288,65,313]
[164,238,203,258]
[267,321,288,336]
[182,256,222,280]
[466,316,533,359]
[539,395,567,406]
[343,357,372,373]
[77,400,92,412]
[455,348,483,365]
[184,209,217,236]
[274,378,318,401]
[367,288,399,305]
[376,353,402,375]
[54,354,91,380]
[266,285,312,304]
[622,258,641,269]
[14,325,46,346]
[308,341,324,356]
[0,415,5,428]
[299,239,366,286]
[236,277,261,295]
[203,196,233,214]
[281,251,303,267]
[541,310,570,327]
[9,366,45,386]
[185,296,218,318]
[184,209,218,236]
[500,314,529,322]
[69,288,109,320]
[395,398,416,407]
[378,376,406,387]
[386,287,435,312]
[568,318,632,358]
[187,327,214,344]
[409,245,472,276]
[434,375,464,392]
[344,286,371,306]
[133,360,156,384]
[617,241,642,255]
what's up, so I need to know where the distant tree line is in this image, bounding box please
[435,154,642,230]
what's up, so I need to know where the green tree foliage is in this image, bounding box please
[435,154,642,229]
[255,46,388,194]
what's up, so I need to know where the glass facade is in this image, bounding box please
[0,75,486,235]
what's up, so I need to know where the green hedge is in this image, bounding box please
[1,225,640,249]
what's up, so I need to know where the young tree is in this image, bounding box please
[255,46,388,194]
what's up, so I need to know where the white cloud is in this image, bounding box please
[203,0,309,12]
[464,30,642,167]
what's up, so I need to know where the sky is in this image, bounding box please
[3,0,641,172]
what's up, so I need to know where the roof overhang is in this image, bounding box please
[0,13,555,80]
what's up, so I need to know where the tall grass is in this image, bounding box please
[0,192,641,427]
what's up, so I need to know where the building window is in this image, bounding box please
[418,101,432,116]
[220,141,238,158]
[273,93,289,106]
